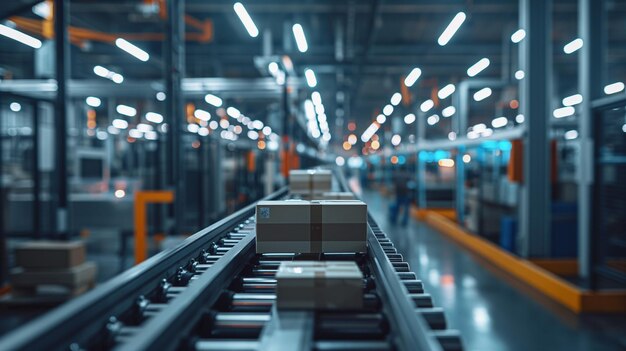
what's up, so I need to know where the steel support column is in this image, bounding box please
[453,83,470,224]
[519,0,552,257]
[54,0,69,238]
[578,0,604,280]
[165,0,185,233]
[33,102,41,238]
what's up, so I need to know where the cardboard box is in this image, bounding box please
[276,261,363,310]
[15,241,86,269]
[10,261,97,288]
[289,169,332,196]
[255,200,367,254]
[319,192,355,200]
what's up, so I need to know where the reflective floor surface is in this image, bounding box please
[361,189,626,351]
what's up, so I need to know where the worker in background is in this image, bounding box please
[390,166,415,226]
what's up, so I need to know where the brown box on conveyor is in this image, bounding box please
[255,200,367,254]
[276,261,363,310]
[289,169,332,196]
[15,241,86,269]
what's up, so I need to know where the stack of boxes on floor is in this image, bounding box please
[10,241,97,298]
[257,169,366,310]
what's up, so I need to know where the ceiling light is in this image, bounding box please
[112,119,128,129]
[335,156,345,166]
[93,65,109,77]
[442,106,456,117]
[491,116,508,128]
[437,12,467,46]
[32,2,51,18]
[226,107,241,119]
[116,104,136,117]
[292,23,308,53]
[391,134,401,146]
[9,102,21,112]
[563,38,583,54]
[420,99,434,112]
[315,104,325,115]
[348,134,357,145]
[376,114,386,124]
[516,114,525,123]
[448,132,457,141]
[390,92,402,106]
[438,84,456,99]
[438,159,455,168]
[233,2,259,37]
[514,70,525,80]
[156,92,166,101]
[262,126,272,136]
[304,69,317,87]
[553,106,575,118]
[383,104,394,116]
[194,109,211,121]
[467,58,490,77]
[510,29,526,43]
[268,62,279,75]
[564,130,578,140]
[404,68,422,87]
[137,123,153,132]
[204,94,223,107]
[562,94,583,107]
[115,38,149,62]
[146,112,164,123]
[311,91,322,105]
[111,73,124,84]
[129,129,142,138]
[0,24,42,49]
[86,97,101,107]
[304,100,316,120]
[473,87,492,101]
[187,124,199,133]
[404,113,416,124]
[604,82,625,95]
[427,114,440,125]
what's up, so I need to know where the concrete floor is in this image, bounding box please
[361,189,626,351]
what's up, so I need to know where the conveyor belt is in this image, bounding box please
[0,174,463,351]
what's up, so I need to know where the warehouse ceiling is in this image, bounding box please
[1,0,626,149]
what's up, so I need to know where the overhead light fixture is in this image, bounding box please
[604,82,625,95]
[115,38,149,62]
[562,94,583,107]
[311,91,322,105]
[129,129,143,138]
[390,92,402,106]
[448,132,457,141]
[564,130,578,140]
[383,104,394,116]
[204,94,223,107]
[563,38,583,54]
[187,124,199,133]
[391,134,401,146]
[0,24,42,49]
[438,84,456,99]
[268,62,279,75]
[404,68,422,87]
[514,70,525,80]
[116,104,136,117]
[553,106,575,118]
[442,106,456,117]
[146,112,164,123]
[32,2,51,18]
[376,114,387,124]
[156,92,166,101]
[304,100,316,120]
[137,123,153,133]
[420,99,434,112]
[473,87,492,102]
[304,69,317,87]
[292,23,308,53]
[233,2,259,38]
[404,113,416,124]
[226,107,241,119]
[467,58,490,77]
[86,97,101,107]
[9,102,21,112]
[491,116,508,128]
[510,29,526,43]
[437,12,467,46]
[427,114,440,125]
[515,114,525,123]
[112,119,129,129]
[194,109,211,121]
[93,65,124,84]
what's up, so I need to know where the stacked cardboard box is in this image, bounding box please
[10,241,97,297]
[276,261,363,310]
[289,169,332,197]
[255,199,367,254]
